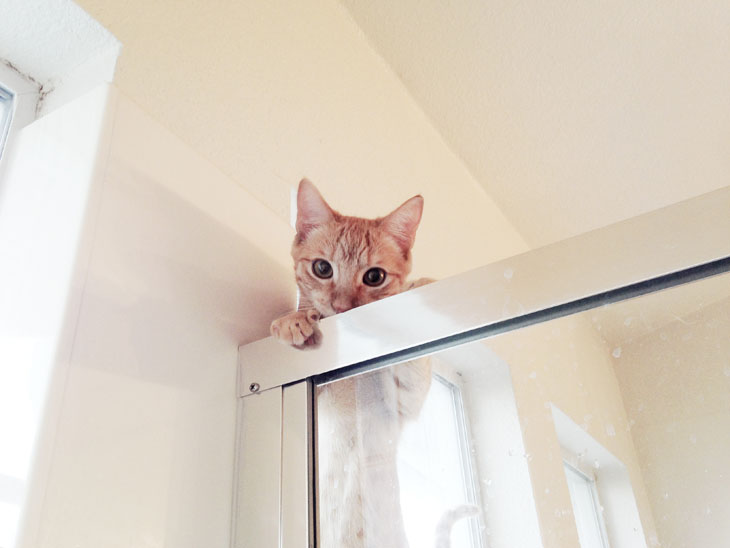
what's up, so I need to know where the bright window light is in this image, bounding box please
[0,84,14,161]
[563,461,610,548]
[398,375,482,548]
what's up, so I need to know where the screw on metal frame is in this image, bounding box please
[249,382,260,393]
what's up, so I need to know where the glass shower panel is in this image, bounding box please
[314,271,730,548]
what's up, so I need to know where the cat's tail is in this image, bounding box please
[434,504,481,548]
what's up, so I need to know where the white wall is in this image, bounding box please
[613,291,730,548]
[0,85,114,548]
[13,86,294,548]
[447,344,544,548]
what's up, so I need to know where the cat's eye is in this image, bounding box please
[312,259,333,279]
[363,267,386,287]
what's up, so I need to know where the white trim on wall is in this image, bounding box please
[552,405,648,548]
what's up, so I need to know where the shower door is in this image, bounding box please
[235,188,730,548]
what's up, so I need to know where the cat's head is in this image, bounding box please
[292,178,424,318]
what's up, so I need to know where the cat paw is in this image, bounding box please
[270,309,322,348]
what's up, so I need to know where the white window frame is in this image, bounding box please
[396,372,483,547]
[552,404,648,548]
[234,188,730,547]
[563,459,611,548]
[0,84,13,159]
[0,62,41,165]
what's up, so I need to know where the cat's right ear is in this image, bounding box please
[296,178,335,238]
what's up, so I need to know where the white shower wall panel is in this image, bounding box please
[17,85,294,548]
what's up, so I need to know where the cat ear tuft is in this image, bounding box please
[296,178,335,237]
[381,195,424,253]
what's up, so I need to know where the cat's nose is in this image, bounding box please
[332,302,351,314]
[332,296,357,314]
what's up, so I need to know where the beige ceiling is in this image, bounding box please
[340,0,730,247]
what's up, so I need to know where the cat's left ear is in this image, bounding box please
[381,195,424,253]
[296,178,335,238]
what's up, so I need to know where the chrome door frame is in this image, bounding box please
[233,381,315,547]
[233,187,730,548]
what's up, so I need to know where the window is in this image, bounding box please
[563,461,610,548]
[0,84,14,161]
[398,374,482,547]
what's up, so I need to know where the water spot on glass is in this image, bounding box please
[503,267,514,280]
[660,332,669,341]
[606,423,616,437]
[705,506,712,515]
[501,295,526,317]
[612,347,622,358]
[690,434,697,444]
[594,460,600,469]
[663,492,669,499]
[528,371,537,380]
[623,317,633,327]
[723,365,730,377]
[545,488,550,494]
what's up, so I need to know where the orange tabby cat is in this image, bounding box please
[271,179,453,547]
[271,178,432,346]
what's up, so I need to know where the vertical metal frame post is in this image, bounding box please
[281,382,315,548]
[233,382,314,548]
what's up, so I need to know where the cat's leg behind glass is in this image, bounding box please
[357,358,432,548]
[391,357,432,425]
[318,379,367,548]
[318,359,432,548]
[319,376,405,548]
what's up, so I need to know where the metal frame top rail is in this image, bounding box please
[238,186,730,397]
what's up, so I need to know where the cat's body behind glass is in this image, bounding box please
[271,179,466,548]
